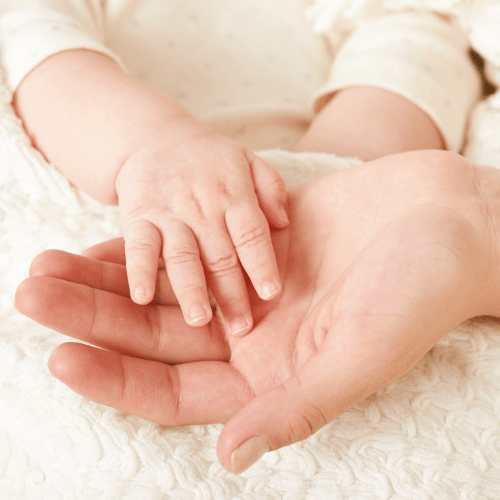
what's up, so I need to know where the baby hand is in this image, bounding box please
[114,118,289,336]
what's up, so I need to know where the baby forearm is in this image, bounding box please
[14,49,189,204]
[295,87,445,160]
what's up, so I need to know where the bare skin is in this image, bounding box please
[15,50,289,336]
[14,52,443,336]
[295,86,445,159]
[15,150,500,473]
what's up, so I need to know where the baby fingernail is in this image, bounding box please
[189,303,209,325]
[259,281,280,300]
[230,316,251,336]
[230,436,269,474]
[134,286,149,303]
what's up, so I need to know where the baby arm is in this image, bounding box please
[296,12,481,159]
[14,47,288,337]
[295,86,444,159]
[14,49,185,203]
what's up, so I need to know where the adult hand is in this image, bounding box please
[15,151,500,473]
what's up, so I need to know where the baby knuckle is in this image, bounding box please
[214,180,231,199]
[164,246,199,266]
[233,225,268,249]
[205,252,239,276]
[124,204,152,221]
[230,150,249,169]
[126,238,156,254]
[170,192,205,222]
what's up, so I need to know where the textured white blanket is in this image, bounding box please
[1,83,500,499]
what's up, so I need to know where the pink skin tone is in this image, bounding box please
[14,50,444,337]
[16,150,500,473]
[15,50,289,337]
[14,46,461,474]
[295,85,445,158]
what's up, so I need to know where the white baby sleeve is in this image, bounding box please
[462,2,500,167]
[0,0,123,91]
[312,12,481,153]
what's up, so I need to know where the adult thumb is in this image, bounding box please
[217,344,377,474]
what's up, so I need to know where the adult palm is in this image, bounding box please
[16,151,500,473]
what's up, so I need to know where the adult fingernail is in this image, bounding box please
[230,436,269,474]
[230,316,252,336]
[134,286,149,303]
[259,281,280,300]
[189,303,209,325]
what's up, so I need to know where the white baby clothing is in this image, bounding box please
[0,0,497,157]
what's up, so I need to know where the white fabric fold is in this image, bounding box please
[0,5,123,90]
[312,13,481,152]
